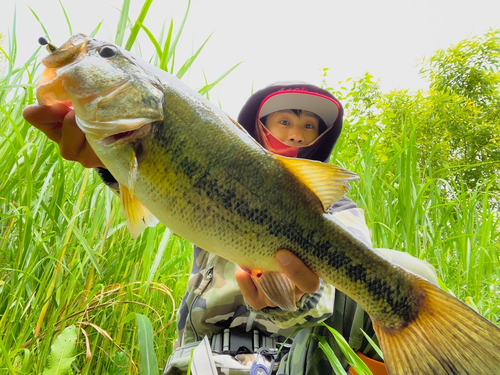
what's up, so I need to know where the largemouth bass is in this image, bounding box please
[36,34,500,374]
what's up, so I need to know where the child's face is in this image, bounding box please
[264,110,320,147]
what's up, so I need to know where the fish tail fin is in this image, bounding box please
[372,275,500,374]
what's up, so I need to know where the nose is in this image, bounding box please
[287,130,304,144]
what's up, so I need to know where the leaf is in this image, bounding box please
[107,351,129,375]
[136,313,158,374]
[115,0,130,46]
[319,323,373,375]
[166,0,191,64]
[360,329,383,360]
[317,335,347,375]
[57,0,73,36]
[125,0,154,51]
[140,23,163,62]
[28,6,50,38]
[175,32,214,79]
[42,325,78,375]
[197,61,243,96]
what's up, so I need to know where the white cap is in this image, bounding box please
[258,89,340,127]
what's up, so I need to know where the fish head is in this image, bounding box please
[37,34,164,143]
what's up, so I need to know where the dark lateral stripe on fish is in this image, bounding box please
[167,144,419,323]
[185,162,418,322]
[162,139,414,323]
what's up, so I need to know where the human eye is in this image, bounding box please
[305,123,316,130]
[279,120,290,125]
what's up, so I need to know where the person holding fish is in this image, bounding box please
[24,79,440,375]
[26,35,499,374]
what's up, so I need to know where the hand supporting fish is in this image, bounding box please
[35,34,500,374]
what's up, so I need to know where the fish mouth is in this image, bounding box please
[101,122,153,146]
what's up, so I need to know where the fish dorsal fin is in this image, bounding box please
[274,154,360,211]
[119,183,159,238]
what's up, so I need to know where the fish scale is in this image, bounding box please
[36,34,500,374]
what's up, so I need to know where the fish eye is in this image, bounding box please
[99,46,117,58]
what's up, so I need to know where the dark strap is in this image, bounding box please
[211,328,279,356]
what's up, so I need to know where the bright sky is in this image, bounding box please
[1,0,499,118]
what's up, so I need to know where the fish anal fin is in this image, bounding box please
[249,270,297,311]
[274,154,359,211]
[372,275,500,374]
[119,183,159,239]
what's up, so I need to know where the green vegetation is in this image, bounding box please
[325,29,500,322]
[1,0,498,373]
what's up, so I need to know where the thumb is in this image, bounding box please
[275,250,320,294]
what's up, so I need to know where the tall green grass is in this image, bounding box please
[333,113,500,324]
[0,1,237,373]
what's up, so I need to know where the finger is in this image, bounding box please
[57,111,105,168]
[275,250,320,294]
[23,103,72,143]
[79,142,105,168]
[58,110,87,162]
[23,102,72,125]
[235,268,276,310]
[235,268,262,309]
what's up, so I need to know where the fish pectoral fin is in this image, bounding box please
[273,154,360,211]
[373,274,500,374]
[119,183,159,239]
[250,270,297,311]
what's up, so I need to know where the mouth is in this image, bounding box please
[102,122,153,146]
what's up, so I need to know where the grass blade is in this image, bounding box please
[35,169,91,336]
[89,21,103,38]
[140,23,162,60]
[159,19,174,71]
[166,0,190,64]
[124,0,154,51]
[28,6,50,38]
[320,323,373,375]
[317,335,347,375]
[360,329,383,360]
[58,0,73,36]
[0,338,17,374]
[175,32,213,79]
[136,313,158,374]
[115,0,130,46]
[198,61,243,96]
